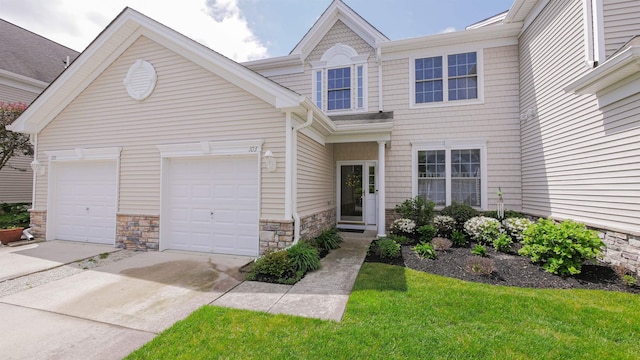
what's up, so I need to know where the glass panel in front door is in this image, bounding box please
[340,165,363,222]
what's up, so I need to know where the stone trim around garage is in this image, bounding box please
[259,219,294,254]
[116,214,159,251]
[29,210,47,240]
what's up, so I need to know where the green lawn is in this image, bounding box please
[127,263,640,359]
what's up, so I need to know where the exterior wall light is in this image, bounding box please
[263,150,276,172]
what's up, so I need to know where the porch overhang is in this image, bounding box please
[325,121,392,144]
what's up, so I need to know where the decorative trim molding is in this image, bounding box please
[156,139,264,158]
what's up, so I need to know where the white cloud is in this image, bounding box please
[0,0,268,61]
[439,26,457,34]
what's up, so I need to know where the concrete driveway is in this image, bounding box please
[0,241,251,360]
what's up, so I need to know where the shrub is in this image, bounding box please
[519,218,605,276]
[390,218,417,235]
[0,203,30,228]
[387,233,412,245]
[471,244,487,257]
[395,196,435,227]
[432,215,456,238]
[451,230,468,247]
[503,217,534,242]
[493,233,513,253]
[413,242,437,259]
[376,238,401,259]
[313,227,343,251]
[483,210,525,220]
[464,256,495,275]
[247,250,302,285]
[440,203,478,231]
[417,224,437,243]
[432,237,452,251]
[622,275,638,287]
[287,241,320,273]
[464,216,504,245]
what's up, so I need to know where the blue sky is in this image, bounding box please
[242,0,515,56]
[0,0,515,61]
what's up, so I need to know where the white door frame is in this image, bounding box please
[336,160,377,230]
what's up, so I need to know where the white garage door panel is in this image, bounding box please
[53,161,117,244]
[166,156,259,256]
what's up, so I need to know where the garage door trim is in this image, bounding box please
[158,139,264,254]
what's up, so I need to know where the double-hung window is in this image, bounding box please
[328,67,351,110]
[413,51,480,106]
[414,141,486,209]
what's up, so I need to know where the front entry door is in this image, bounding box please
[338,162,377,226]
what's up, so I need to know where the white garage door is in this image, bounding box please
[51,161,117,244]
[166,155,259,256]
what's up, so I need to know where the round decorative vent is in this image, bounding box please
[123,60,157,101]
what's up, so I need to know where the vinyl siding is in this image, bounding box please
[35,36,287,218]
[0,155,32,203]
[520,0,640,233]
[603,0,640,59]
[383,45,522,211]
[0,83,39,104]
[334,143,377,162]
[297,133,334,216]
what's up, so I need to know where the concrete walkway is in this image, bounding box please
[212,230,373,321]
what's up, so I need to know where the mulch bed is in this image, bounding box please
[365,241,640,294]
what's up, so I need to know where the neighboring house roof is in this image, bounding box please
[289,0,389,59]
[0,19,79,84]
[9,7,333,135]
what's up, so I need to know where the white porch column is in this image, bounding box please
[377,140,386,237]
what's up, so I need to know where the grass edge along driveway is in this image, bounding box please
[127,263,640,359]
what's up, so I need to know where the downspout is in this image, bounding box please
[377,47,383,112]
[29,133,37,208]
[284,112,293,220]
[291,109,314,243]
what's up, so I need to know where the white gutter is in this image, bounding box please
[377,47,383,112]
[284,112,293,220]
[291,109,314,243]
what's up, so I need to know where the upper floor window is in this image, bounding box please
[328,67,351,110]
[312,43,368,113]
[412,50,482,107]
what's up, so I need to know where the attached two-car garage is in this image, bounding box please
[47,146,260,257]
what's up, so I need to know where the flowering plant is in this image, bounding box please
[464,216,504,245]
[432,215,456,238]
[390,218,416,234]
[0,102,32,172]
[503,217,533,242]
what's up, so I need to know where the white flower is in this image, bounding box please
[391,218,416,234]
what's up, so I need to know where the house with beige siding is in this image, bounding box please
[8,0,640,271]
[0,19,78,204]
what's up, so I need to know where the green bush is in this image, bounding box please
[0,203,30,228]
[387,233,412,245]
[247,250,302,285]
[471,244,487,257]
[622,275,638,287]
[287,241,320,273]
[464,216,503,245]
[483,210,525,220]
[413,242,436,259]
[451,230,468,247]
[313,227,343,251]
[432,215,456,238]
[417,224,437,243]
[440,203,478,231]
[493,233,513,253]
[395,196,435,227]
[519,218,605,276]
[376,238,401,259]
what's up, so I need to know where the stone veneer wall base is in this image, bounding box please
[116,214,159,251]
[29,210,47,240]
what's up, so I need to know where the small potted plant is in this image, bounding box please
[0,203,30,245]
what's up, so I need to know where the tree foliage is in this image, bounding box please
[0,102,32,172]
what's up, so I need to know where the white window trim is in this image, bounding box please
[411,139,488,210]
[409,49,484,109]
[311,44,369,114]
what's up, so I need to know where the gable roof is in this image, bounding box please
[290,0,389,59]
[0,18,79,84]
[10,7,331,134]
